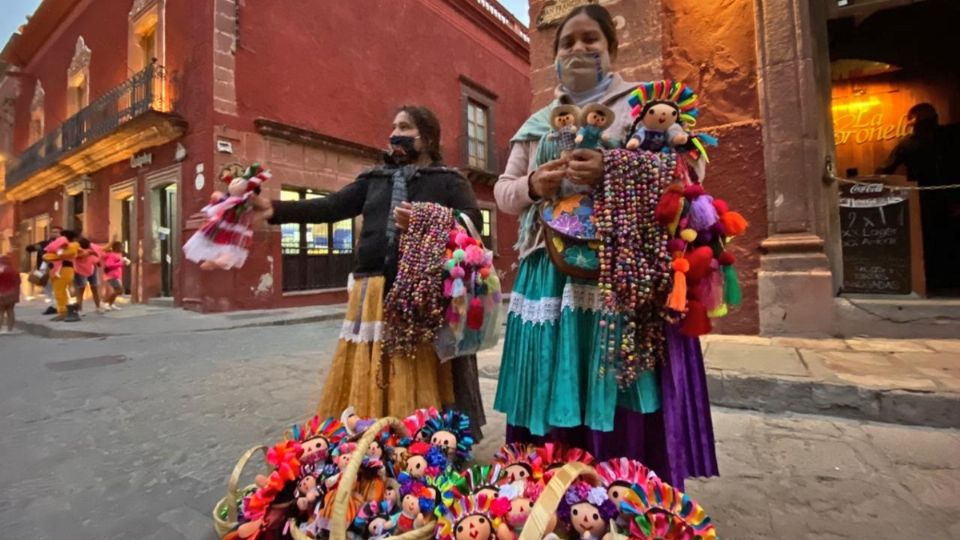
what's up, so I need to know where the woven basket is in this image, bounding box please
[212,445,268,539]
[289,416,434,540]
[519,461,601,540]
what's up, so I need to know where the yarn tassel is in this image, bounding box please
[702,260,724,314]
[687,194,719,232]
[723,263,743,307]
[720,211,748,237]
[467,298,484,330]
[451,278,465,298]
[656,183,684,227]
[667,258,689,312]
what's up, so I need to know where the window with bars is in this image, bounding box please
[280,188,355,291]
[461,80,497,171]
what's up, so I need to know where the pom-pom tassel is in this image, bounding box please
[655,183,685,229]
[723,262,743,307]
[702,260,725,315]
[667,258,689,312]
[451,278,465,298]
[688,194,719,232]
[720,211,748,237]
[467,298,484,330]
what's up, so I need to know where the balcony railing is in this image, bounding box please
[474,0,530,43]
[6,62,166,190]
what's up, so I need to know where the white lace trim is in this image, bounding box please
[339,320,384,343]
[508,283,602,324]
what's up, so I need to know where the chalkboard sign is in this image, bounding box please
[839,181,911,294]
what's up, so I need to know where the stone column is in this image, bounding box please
[754,0,837,335]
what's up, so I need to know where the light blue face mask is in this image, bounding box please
[555,51,610,93]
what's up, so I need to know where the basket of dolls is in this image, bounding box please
[215,407,719,540]
[289,416,438,540]
[212,445,268,538]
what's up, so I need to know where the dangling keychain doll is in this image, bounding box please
[183,163,271,270]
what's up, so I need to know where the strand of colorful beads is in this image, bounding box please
[594,150,676,386]
[383,202,454,360]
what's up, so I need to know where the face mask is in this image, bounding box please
[556,51,610,93]
[388,135,420,164]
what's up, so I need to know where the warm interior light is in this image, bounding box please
[831,97,881,112]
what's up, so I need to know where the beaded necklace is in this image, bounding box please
[594,149,676,387]
[383,202,454,361]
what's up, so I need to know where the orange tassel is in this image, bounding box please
[720,211,748,237]
[667,258,690,312]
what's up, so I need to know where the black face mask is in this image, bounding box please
[388,135,420,165]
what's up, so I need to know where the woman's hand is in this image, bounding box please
[394,201,413,231]
[249,195,274,228]
[567,149,604,186]
[529,158,568,199]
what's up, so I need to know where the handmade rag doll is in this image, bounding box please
[183,163,271,270]
[546,104,581,159]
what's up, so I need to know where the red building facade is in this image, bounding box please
[0,0,530,311]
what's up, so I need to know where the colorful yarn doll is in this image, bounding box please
[352,500,399,540]
[292,416,346,476]
[403,441,449,480]
[398,478,429,533]
[556,480,618,540]
[435,494,502,540]
[402,407,442,443]
[494,480,548,540]
[575,103,616,150]
[183,163,271,270]
[315,442,378,534]
[420,409,476,466]
[546,104,582,159]
[235,440,302,540]
[340,406,379,438]
[492,443,542,483]
[463,464,506,501]
[595,458,658,528]
[618,481,717,540]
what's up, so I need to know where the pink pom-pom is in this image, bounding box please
[464,245,485,266]
[450,266,466,279]
[713,199,729,215]
[455,232,471,247]
[490,497,511,518]
[443,278,454,297]
[667,239,686,253]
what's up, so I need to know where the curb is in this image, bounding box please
[16,310,348,340]
[477,365,960,430]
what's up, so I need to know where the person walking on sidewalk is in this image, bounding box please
[492,5,718,490]
[25,226,62,313]
[74,238,104,314]
[0,254,20,334]
[101,242,128,311]
[251,105,487,437]
[43,230,81,322]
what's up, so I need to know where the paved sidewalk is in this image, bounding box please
[478,334,960,429]
[12,298,347,338]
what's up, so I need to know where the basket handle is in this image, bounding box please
[455,211,487,250]
[225,445,268,523]
[329,417,409,540]
[519,462,600,540]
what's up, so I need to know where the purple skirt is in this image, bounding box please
[505,323,718,490]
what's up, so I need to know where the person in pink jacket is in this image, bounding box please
[101,242,129,311]
[73,237,104,313]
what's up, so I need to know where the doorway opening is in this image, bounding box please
[828,0,960,298]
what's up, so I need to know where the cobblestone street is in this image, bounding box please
[1,322,958,539]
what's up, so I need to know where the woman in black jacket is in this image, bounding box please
[256,106,486,436]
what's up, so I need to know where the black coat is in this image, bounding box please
[269,165,482,287]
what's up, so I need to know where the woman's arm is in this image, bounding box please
[268,176,369,225]
[494,142,538,215]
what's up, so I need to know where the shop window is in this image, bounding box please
[280,188,355,292]
[477,205,497,252]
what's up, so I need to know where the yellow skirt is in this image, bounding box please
[316,275,454,419]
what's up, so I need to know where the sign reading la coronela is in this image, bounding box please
[537,0,598,28]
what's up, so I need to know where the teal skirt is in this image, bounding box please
[493,249,660,435]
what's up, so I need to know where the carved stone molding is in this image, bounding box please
[31,81,44,108]
[68,36,92,76]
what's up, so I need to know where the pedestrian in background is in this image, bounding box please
[24,225,63,313]
[101,241,128,311]
[0,254,20,333]
[43,229,80,322]
[74,237,104,314]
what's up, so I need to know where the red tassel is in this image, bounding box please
[685,246,715,282]
[712,198,729,215]
[684,184,705,199]
[682,300,712,336]
[718,251,736,266]
[720,211,748,237]
[655,184,684,226]
[467,298,484,330]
